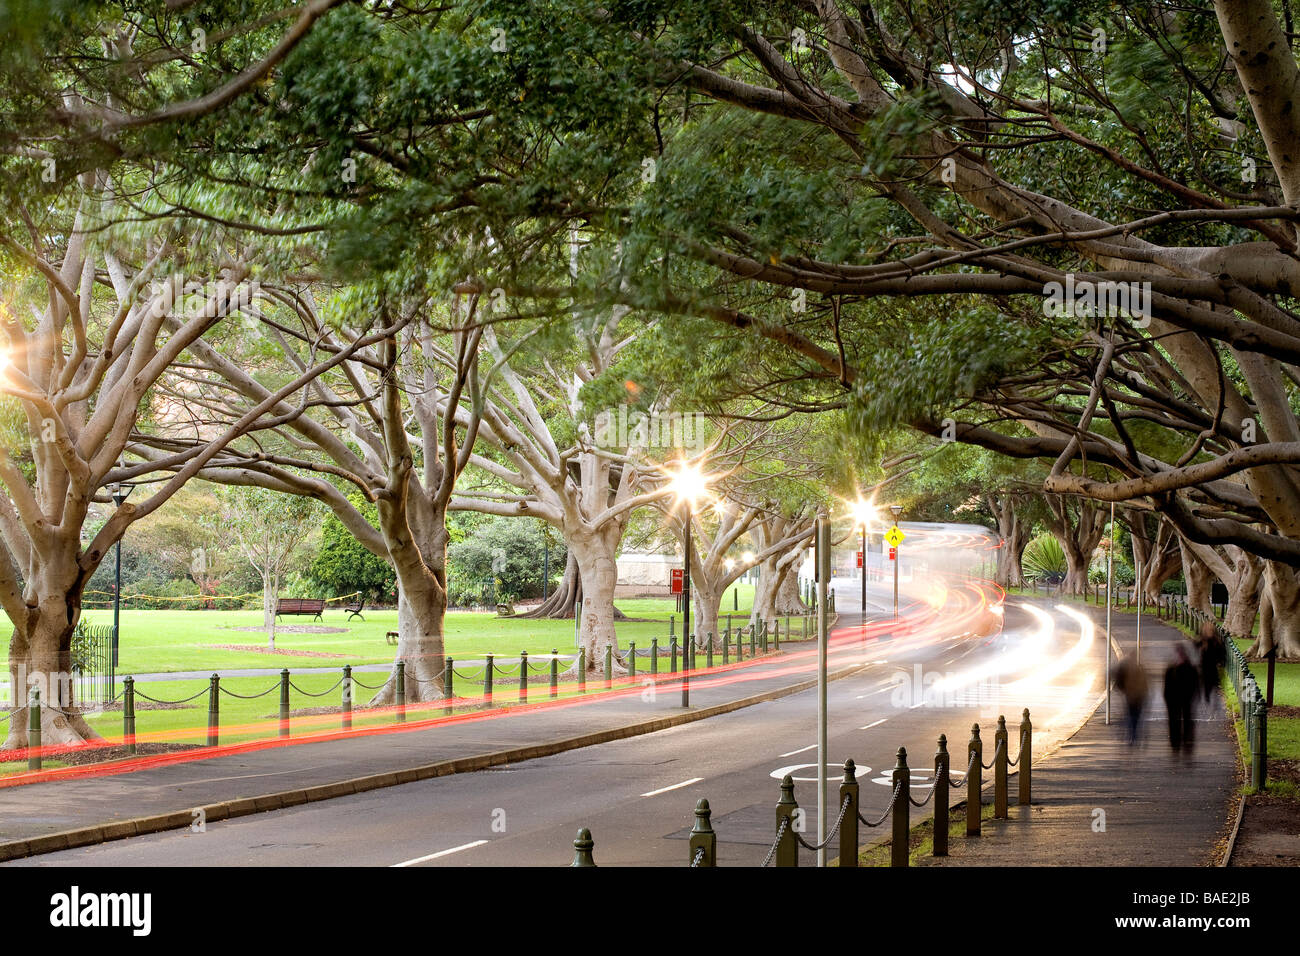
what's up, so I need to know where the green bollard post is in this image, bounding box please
[839,759,860,868]
[207,674,220,747]
[669,615,675,640]
[341,666,353,730]
[279,669,290,738]
[994,716,1008,819]
[722,630,729,665]
[484,655,494,706]
[551,649,559,698]
[395,661,406,723]
[123,676,136,755]
[706,634,713,669]
[27,688,41,771]
[670,638,678,674]
[689,798,717,867]
[967,724,982,836]
[604,644,612,689]
[578,648,586,693]
[1018,710,1032,805]
[891,747,911,868]
[775,774,799,867]
[1254,697,1268,790]
[934,735,950,857]
[571,828,596,867]
[650,639,658,675]
[749,624,756,657]
[444,658,454,716]
[520,651,528,702]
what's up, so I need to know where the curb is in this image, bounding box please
[0,660,868,862]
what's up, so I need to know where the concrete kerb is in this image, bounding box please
[0,658,868,863]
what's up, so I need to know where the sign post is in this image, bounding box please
[885,524,906,621]
[815,514,830,867]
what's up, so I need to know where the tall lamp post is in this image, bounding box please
[667,462,710,708]
[852,500,875,615]
[889,503,903,620]
[109,480,135,669]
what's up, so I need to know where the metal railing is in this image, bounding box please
[569,710,1035,867]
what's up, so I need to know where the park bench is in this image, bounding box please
[386,631,398,646]
[275,598,325,622]
[344,598,365,622]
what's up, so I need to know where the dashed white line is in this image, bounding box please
[391,840,488,867]
[778,743,818,757]
[641,777,704,797]
[860,718,888,730]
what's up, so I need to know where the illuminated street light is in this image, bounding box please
[665,461,714,707]
[851,498,876,614]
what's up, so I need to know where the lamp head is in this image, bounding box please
[665,460,711,513]
[890,503,903,519]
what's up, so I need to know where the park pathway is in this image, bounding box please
[919,605,1237,866]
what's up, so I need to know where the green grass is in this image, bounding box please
[3,585,763,676]
[839,796,999,866]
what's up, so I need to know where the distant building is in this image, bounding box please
[616,549,674,597]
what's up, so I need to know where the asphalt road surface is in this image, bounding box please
[12,571,1108,867]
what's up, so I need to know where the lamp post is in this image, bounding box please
[667,462,710,708]
[852,499,875,616]
[109,480,135,669]
[890,503,903,620]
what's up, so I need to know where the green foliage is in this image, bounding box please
[307,500,396,603]
[446,517,565,607]
[1022,533,1067,582]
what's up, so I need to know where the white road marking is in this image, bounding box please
[641,777,703,797]
[778,743,818,757]
[860,718,887,730]
[391,840,488,867]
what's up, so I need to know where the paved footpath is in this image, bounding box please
[920,606,1237,866]
[0,624,857,858]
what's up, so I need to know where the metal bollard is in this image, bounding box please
[891,747,910,867]
[207,674,220,747]
[706,634,713,669]
[123,677,137,755]
[650,639,658,675]
[279,668,290,738]
[628,643,635,681]
[761,620,768,653]
[520,651,528,702]
[775,774,799,867]
[1019,710,1032,805]
[775,618,781,650]
[750,624,756,656]
[967,724,982,836]
[689,798,717,867]
[341,666,352,730]
[604,645,612,689]
[484,654,494,705]
[669,615,675,640]
[722,630,729,665]
[551,649,559,698]
[578,648,586,692]
[444,658,454,715]
[934,735,949,856]
[994,716,1008,819]
[1254,697,1268,790]
[571,827,596,867]
[27,688,41,771]
[670,638,678,674]
[839,759,860,868]
[395,661,406,723]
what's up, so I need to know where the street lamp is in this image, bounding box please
[889,503,903,621]
[666,461,711,708]
[725,557,737,611]
[851,499,876,615]
[109,480,135,669]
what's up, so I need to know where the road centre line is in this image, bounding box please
[391,840,489,867]
[641,777,703,797]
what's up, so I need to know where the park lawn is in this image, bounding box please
[1,584,760,677]
[1233,638,1300,706]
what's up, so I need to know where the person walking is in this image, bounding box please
[1162,645,1198,752]
[1197,621,1225,703]
[1111,655,1148,745]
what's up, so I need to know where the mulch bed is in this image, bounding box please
[221,625,349,635]
[1230,758,1300,866]
[201,643,348,658]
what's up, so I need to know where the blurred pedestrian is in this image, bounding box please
[1162,645,1198,751]
[1111,656,1148,744]
[1197,621,1225,702]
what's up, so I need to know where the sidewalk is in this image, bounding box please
[919,606,1238,866]
[0,620,859,862]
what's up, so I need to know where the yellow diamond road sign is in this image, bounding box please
[885,525,905,548]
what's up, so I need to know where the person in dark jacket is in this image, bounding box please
[1197,621,1225,703]
[1111,656,1148,745]
[1162,645,1199,751]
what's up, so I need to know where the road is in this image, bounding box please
[11,570,1108,867]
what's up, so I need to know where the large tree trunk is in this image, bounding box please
[1250,562,1300,659]
[773,561,807,614]
[750,555,780,629]
[569,529,626,674]
[987,494,1029,588]
[691,578,722,650]
[1179,537,1214,615]
[1128,512,1182,603]
[3,595,103,750]
[370,582,447,704]
[1045,495,1107,596]
[1224,548,1263,639]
